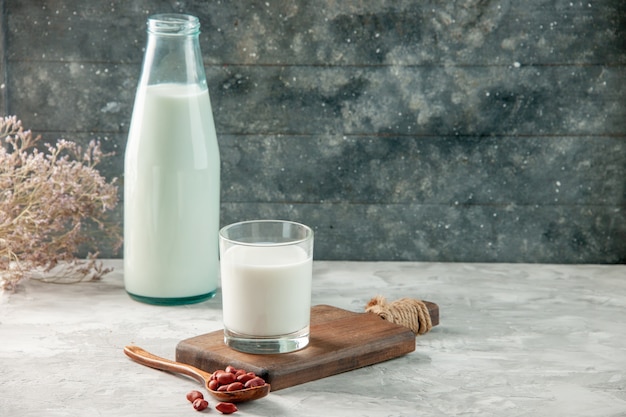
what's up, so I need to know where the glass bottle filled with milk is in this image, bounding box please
[124,14,220,305]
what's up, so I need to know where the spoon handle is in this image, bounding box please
[124,345,213,386]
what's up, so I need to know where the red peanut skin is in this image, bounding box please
[215,402,238,414]
[192,398,209,411]
[244,377,266,388]
[186,390,204,403]
[226,382,244,391]
[217,372,237,385]
[236,373,255,384]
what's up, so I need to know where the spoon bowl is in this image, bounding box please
[123,345,270,403]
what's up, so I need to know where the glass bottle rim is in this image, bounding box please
[147,14,200,36]
[219,220,314,247]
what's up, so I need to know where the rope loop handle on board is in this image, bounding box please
[365,296,433,335]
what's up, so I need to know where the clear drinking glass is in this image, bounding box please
[219,220,314,354]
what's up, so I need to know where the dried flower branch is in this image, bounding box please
[0,116,122,291]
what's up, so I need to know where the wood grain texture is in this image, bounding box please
[176,303,438,391]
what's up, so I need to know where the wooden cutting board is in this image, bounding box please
[175,303,439,391]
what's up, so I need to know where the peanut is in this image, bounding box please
[244,376,266,388]
[226,382,244,391]
[236,373,255,383]
[217,371,237,385]
[192,398,209,411]
[186,390,204,403]
[215,402,238,414]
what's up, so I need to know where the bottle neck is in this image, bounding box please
[139,14,206,87]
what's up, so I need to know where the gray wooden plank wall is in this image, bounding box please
[1,0,625,263]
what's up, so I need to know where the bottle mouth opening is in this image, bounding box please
[147,14,200,35]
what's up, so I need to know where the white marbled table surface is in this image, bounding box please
[1,261,626,416]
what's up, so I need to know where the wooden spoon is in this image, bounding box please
[123,345,270,403]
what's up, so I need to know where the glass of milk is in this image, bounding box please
[219,220,314,354]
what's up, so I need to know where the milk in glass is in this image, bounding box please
[220,244,312,336]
